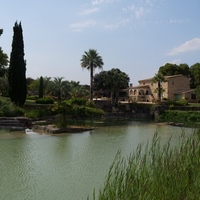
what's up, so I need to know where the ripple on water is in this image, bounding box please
[0,123,195,200]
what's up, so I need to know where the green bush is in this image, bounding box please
[52,99,104,118]
[159,110,200,123]
[86,100,96,108]
[166,99,188,106]
[35,97,54,104]
[84,106,104,116]
[89,131,200,199]
[25,108,51,119]
[69,105,104,117]
[68,98,87,106]
[0,97,25,117]
[27,95,37,100]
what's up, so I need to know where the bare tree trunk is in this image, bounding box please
[90,65,93,101]
[111,91,114,105]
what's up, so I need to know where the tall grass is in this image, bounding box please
[88,130,200,200]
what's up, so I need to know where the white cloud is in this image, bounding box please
[169,19,189,24]
[141,0,154,6]
[135,6,149,18]
[91,0,120,5]
[105,18,130,30]
[124,4,150,19]
[167,38,200,56]
[165,59,182,65]
[69,20,96,31]
[105,24,118,30]
[80,8,99,15]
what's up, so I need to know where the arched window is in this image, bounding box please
[130,90,133,95]
[146,90,149,95]
[133,90,137,95]
[139,90,144,95]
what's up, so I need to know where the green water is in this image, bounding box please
[0,120,194,200]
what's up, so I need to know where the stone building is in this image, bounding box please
[127,74,196,103]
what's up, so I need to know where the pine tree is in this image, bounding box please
[8,21,27,106]
[39,76,44,98]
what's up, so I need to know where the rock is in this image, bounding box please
[32,124,94,134]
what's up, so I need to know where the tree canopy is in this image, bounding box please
[0,29,9,77]
[157,62,200,88]
[94,68,130,104]
[190,63,200,88]
[158,63,190,77]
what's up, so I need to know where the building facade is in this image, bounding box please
[127,75,195,103]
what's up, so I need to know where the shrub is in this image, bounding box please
[0,97,25,117]
[84,106,104,116]
[52,100,72,116]
[25,108,51,119]
[14,106,25,116]
[26,95,37,100]
[86,100,96,108]
[52,99,104,118]
[68,98,86,106]
[166,99,188,106]
[35,97,54,104]
[159,110,200,123]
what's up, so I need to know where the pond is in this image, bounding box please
[0,120,194,200]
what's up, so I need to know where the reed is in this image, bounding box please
[88,130,200,200]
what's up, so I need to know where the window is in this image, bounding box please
[191,94,196,100]
[139,90,144,95]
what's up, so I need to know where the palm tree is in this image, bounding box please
[80,49,104,101]
[53,77,65,102]
[152,72,166,102]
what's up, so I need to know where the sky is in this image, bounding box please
[1,0,200,86]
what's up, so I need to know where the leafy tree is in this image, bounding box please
[190,63,200,88]
[158,63,178,76]
[81,49,104,101]
[158,63,190,77]
[152,72,166,102]
[28,78,40,95]
[0,29,9,77]
[26,77,34,86]
[94,68,130,105]
[39,76,44,98]
[69,81,89,99]
[0,76,9,96]
[70,86,88,99]
[8,22,27,106]
[28,76,53,96]
[179,63,190,76]
[58,80,89,99]
[195,85,200,103]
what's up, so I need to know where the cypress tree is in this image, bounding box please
[39,76,44,98]
[8,21,27,106]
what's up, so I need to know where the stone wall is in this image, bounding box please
[0,117,32,129]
